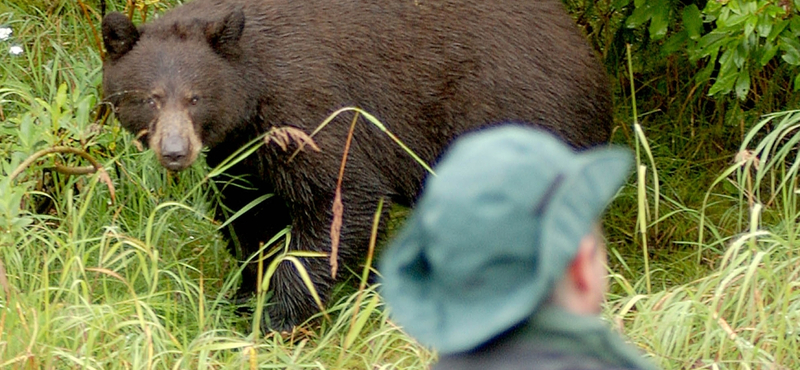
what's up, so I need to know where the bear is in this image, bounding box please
[101,0,612,332]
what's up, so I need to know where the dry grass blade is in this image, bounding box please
[265,126,320,154]
[243,346,257,370]
[330,192,343,279]
[132,129,148,152]
[0,258,11,298]
[329,113,359,279]
[291,106,436,175]
[85,267,126,282]
[53,163,97,175]
[77,0,104,60]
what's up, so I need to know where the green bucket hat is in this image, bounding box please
[379,125,633,354]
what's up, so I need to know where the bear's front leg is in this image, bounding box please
[262,252,337,332]
[260,194,389,331]
[259,205,344,331]
[211,170,292,299]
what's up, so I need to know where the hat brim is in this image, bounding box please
[380,145,632,354]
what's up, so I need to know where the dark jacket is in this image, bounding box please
[434,307,658,370]
[435,338,640,370]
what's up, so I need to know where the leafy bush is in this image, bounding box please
[623,0,800,101]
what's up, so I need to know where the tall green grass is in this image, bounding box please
[611,70,800,368]
[2,1,800,369]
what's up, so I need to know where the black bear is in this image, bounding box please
[102,0,612,331]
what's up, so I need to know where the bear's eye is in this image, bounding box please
[146,97,157,108]
[190,96,200,105]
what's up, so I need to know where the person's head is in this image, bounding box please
[380,125,632,354]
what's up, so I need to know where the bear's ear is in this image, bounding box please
[102,12,140,62]
[205,10,245,58]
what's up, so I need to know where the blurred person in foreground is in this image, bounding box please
[380,125,658,370]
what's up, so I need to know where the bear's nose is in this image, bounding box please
[161,135,189,169]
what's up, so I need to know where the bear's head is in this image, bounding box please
[101,11,251,171]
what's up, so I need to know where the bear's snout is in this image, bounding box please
[160,132,190,170]
[150,109,203,171]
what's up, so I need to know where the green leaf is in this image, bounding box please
[721,13,749,29]
[18,115,33,149]
[708,54,738,96]
[12,217,32,230]
[791,17,800,37]
[744,14,757,38]
[53,82,67,132]
[735,69,750,100]
[765,5,786,18]
[695,56,716,83]
[683,4,703,40]
[767,20,790,43]
[662,31,689,55]
[794,73,800,91]
[759,42,779,66]
[718,48,735,69]
[612,0,631,9]
[756,13,772,38]
[76,96,92,131]
[742,1,757,14]
[708,74,736,96]
[33,98,52,118]
[704,0,722,17]
[780,36,800,65]
[55,82,67,112]
[626,3,653,28]
[692,32,726,60]
[734,41,747,68]
[716,7,731,28]
[649,3,670,40]
[781,52,800,65]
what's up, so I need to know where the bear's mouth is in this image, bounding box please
[161,157,190,171]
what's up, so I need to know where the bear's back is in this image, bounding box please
[137,0,610,202]
[141,0,609,149]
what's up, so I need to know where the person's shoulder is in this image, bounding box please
[435,354,637,370]
[434,342,643,370]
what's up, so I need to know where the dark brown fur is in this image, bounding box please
[102,0,612,331]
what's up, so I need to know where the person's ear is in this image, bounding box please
[567,234,597,292]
